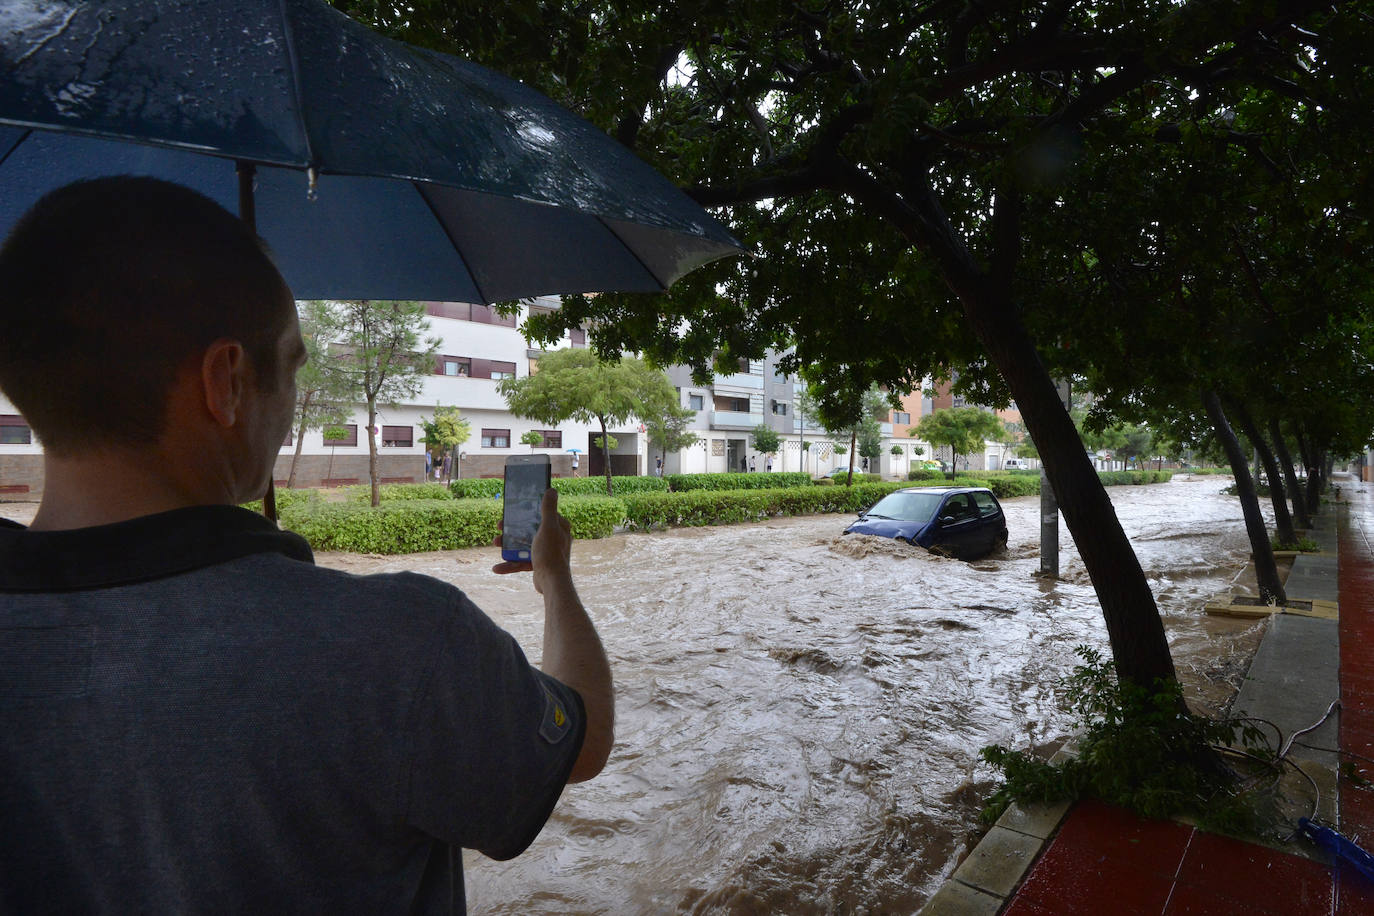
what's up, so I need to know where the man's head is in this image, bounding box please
[0,177,297,456]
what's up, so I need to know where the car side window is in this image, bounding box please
[973,492,999,517]
[944,495,970,521]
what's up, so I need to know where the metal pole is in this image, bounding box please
[1039,378,1071,578]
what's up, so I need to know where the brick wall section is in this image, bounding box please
[273,454,424,488]
[0,455,43,498]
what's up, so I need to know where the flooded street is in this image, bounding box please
[308,474,1268,915]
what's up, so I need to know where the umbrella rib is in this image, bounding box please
[595,215,670,290]
[275,0,319,170]
[0,128,28,169]
[414,182,489,304]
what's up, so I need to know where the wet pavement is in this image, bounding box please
[925,473,1374,915]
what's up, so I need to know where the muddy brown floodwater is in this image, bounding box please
[302,475,1267,915]
[0,476,1263,913]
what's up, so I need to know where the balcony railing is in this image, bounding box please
[710,410,761,430]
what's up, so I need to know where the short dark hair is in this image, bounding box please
[0,177,293,454]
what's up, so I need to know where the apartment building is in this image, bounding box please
[0,297,645,496]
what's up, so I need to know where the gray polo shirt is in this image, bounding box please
[0,505,584,914]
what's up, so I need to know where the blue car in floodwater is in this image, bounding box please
[843,486,1009,560]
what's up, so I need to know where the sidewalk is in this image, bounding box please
[922,475,1374,915]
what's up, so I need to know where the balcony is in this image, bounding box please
[714,371,764,390]
[710,410,761,430]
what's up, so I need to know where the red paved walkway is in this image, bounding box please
[1000,477,1374,916]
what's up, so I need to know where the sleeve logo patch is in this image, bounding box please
[539,686,572,744]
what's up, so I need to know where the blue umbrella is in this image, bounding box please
[0,0,741,302]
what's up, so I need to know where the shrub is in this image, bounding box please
[241,487,322,514]
[560,495,627,539]
[284,500,500,553]
[620,482,912,530]
[344,482,453,502]
[553,475,669,496]
[666,471,813,491]
[283,495,627,553]
[448,478,505,499]
[449,475,667,499]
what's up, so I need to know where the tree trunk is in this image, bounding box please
[1271,418,1310,530]
[1232,404,1295,547]
[287,416,308,490]
[847,429,857,485]
[598,417,613,496]
[878,185,1176,687]
[1297,430,1322,515]
[1202,390,1285,604]
[367,402,380,508]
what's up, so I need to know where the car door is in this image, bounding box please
[935,493,979,557]
[970,490,1006,555]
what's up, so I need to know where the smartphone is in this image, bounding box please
[501,454,551,563]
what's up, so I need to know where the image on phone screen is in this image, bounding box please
[502,457,549,562]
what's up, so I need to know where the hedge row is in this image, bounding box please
[620,481,911,530]
[664,471,814,491]
[447,475,669,499]
[281,495,628,554]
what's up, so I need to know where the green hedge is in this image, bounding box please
[552,475,669,496]
[345,482,454,502]
[665,471,814,491]
[284,499,500,553]
[620,481,911,530]
[448,475,668,499]
[282,495,626,554]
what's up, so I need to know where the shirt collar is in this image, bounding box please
[0,505,314,592]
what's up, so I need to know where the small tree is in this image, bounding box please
[794,383,820,473]
[418,405,471,483]
[914,407,1007,477]
[647,403,700,471]
[286,301,352,488]
[520,429,544,451]
[309,300,440,507]
[751,423,780,459]
[501,348,677,494]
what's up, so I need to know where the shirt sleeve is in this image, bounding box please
[402,593,587,860]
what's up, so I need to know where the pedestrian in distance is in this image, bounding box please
[749,455,756,473]
[0,177,614,915]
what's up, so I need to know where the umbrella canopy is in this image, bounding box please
[0,0,741,302]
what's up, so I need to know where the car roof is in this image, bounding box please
[891,486,995,496]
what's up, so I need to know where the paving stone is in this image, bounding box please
[950,826,1044,897]
[917,878,1004,916]
[996,799,1071,839]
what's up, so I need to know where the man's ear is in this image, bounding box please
[200,339,248,427]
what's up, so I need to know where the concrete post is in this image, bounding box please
[1040,379,1072,578]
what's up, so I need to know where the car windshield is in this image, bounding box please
[865,491,945,521]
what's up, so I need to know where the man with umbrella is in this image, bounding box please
[0,178,614,913]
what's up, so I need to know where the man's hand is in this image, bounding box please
[491,489,570,587]
[491,487,612,783]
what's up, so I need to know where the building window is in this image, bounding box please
[736,357,751,373]
[382,425,413,447]
[689,394,704,411]
[0,415,31,445]
[324,424,358,447]
[282,432,293,447]
[715,395,750,413]
[893,411,911,425]
[570,327,587,347]
[537,429,562,449]
[489,363,516,380]
[481,428,511,448]
[437,355,471,377]
[770,400,789,416]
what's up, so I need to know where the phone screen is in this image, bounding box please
[502,458,549,561]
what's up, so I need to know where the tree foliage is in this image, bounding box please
[336,0,1374,686]
[915,408,1007,473]
[499,347,677,494]
[750,423,781,456]
[418,405,472,483]
[307,300,440,506]
[287,301,353,488]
